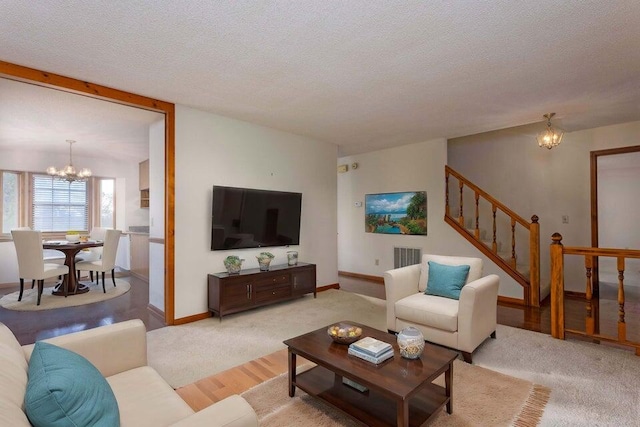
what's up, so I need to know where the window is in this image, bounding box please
[1,170,117,237]
[1,171,21,233]
[97,178,115,228]
[32,174,88,232]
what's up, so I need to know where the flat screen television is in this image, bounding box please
[211,186,302,251]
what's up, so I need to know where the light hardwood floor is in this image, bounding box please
[176,348,307,411]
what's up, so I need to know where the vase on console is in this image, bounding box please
[223,256,243,274]
[256,252,275,271]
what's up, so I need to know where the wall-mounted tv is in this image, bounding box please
[211,186,302,251]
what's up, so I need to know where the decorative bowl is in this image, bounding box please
[327,323,363,344]
[65,234,80,243]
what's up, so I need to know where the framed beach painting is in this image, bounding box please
[365,191,427,235]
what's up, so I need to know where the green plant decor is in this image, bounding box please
[256,252,275,261]
[223,255,243,274]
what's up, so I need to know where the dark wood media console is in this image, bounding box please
[208,262,316,319]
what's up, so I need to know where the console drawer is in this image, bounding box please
[254,282,291,303]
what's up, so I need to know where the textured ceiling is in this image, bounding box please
[1,1,640,156]
[0,78,162,162]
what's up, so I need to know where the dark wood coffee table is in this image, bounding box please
[283,321,458,427]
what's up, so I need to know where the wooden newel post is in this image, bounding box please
[550,233,565,340]
[529,215,540,308]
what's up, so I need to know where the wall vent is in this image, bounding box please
[393,247,422,269]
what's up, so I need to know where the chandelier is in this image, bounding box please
[46,140,92,182]
[537,113,564,150]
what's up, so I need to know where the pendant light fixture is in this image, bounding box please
[537,113,564,150]
[46,140,92,182]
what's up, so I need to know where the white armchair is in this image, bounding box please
[384,254,499,363]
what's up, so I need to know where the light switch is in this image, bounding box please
[562,215,569,224]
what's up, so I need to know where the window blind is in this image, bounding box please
[32,174,88,232]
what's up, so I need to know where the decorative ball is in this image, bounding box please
[327,323,363,344]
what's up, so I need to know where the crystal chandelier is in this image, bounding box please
[46,140,92,182]
[537,113,564,150]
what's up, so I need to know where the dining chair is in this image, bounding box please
[75,229,122,293]
[11,230,70,305]
[12,227,36,291]
[78,226,108,283]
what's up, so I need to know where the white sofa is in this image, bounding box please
[0,319,258,427]
[384,254,499,363]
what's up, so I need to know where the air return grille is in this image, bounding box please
[393,247,422,269]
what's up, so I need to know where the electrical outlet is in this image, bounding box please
[562,215,569,224]
[375,259,379,266]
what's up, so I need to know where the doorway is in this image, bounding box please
[590,145,640,337]
[0,60,175,325]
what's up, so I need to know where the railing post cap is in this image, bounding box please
[551,232,563,244]
[531,215,539,223]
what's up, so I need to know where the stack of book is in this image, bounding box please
[348,337,394,364]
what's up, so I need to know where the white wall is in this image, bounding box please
[173,105,338,319]
[0,148,146,284]
[148,119,165,311]
[338,138,523,299]
[448,120,640,292]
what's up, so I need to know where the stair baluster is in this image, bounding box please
[492,205,498,253]
[458,181,464,226]
[617,257,626,342]
[510,218,516,268]
[474,192,480,239]
[585,256,594,335]
[444,165,540,307]
[550,233,640,356]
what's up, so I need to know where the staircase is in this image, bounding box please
[444,166,541,307]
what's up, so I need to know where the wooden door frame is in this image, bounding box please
[590,144,640,295]
[0,60,176,325]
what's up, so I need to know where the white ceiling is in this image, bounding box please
[0,78,162,162]
[1,1,639,156]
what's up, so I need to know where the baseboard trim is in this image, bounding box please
[0,282,18,289]
[130,272,149,283]
[338,271,384,284]
[498,296,526,306]
[174,312,211,325]
[173,284,338,325]
[564,290,587,299]
[147,303,165,321]
[317,283,340,292]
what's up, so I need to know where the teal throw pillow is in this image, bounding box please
[25,341,120,427]
[425,261,471,300]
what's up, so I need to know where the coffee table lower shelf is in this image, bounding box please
[293,364,449,427]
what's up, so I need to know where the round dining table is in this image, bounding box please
[43,241,104,295]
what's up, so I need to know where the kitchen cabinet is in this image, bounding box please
[129,233,149,282]
[139,159,149,208]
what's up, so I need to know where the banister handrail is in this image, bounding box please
[562,247,640,258]
[445,165,530,228]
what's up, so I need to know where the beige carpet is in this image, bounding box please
[0,279,130,311]
[150,289,640,426]
[148,290,386,387]
[241,360,550,426]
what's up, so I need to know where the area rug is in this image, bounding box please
[0,279,130,311]
[241,360,550,426]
